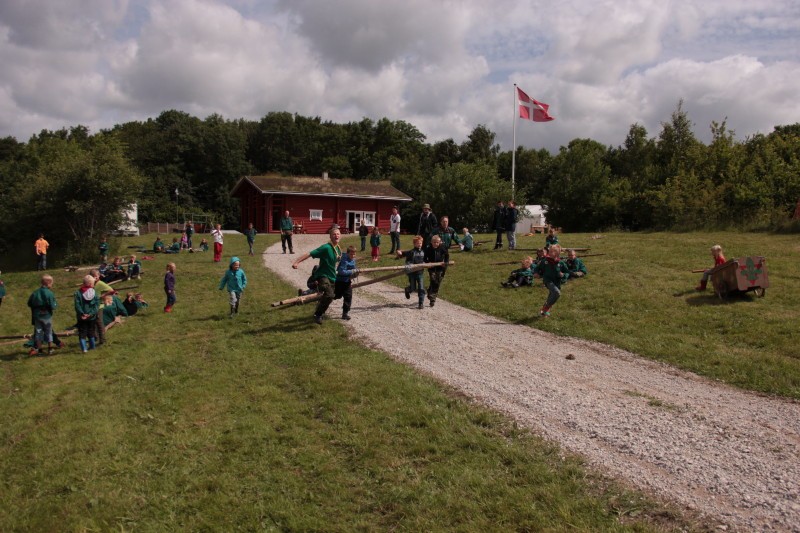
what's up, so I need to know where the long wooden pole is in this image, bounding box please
[271,270,408,308]
[513,247,591,252]
[353,261,453,274]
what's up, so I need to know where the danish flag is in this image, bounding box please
[517,87,554,122]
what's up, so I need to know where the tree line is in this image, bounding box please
[1,102,798,266]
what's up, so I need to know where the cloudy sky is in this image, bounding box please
[1,0,799,152]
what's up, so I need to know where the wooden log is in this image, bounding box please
[354,261,453,274]
[577,253,606,258]
[271,270,408,308]
[691,269,707,273]
[0,329,76,341]
[514,247,591,252]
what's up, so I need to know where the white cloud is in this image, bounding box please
[0,0,798,153]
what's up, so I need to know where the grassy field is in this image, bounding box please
[0,233,699,532]
[374,230,800,398]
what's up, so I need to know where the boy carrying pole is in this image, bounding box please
[292,227,342,325]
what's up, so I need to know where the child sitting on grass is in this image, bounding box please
[460,228,473,251]
[153,236,165,253]
[501,256,534,288]
[102,294,127,330]
[544,227,559,251]
[696,245,727,291]
[127,254,142,279]
[198,238,209,252]
[0,270,5,308]
[565,249,588,278]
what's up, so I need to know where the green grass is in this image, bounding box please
[368,231,800,398]
[0,234,697,531]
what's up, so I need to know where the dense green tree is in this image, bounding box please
[10,134,143,263]
[544,139,615,231]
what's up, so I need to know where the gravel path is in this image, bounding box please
[265,235,800,532]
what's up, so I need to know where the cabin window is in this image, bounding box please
[309,209,323,221]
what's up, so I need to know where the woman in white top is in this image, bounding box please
[389,206,402,254]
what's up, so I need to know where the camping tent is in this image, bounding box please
[518,205,548,234]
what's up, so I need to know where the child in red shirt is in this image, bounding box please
[696,245,727,291]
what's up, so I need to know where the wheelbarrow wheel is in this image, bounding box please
[754,287,766,298]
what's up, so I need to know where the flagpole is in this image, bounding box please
[511,84,517,201]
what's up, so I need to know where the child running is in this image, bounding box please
[533,244,570,317]
[501,256,535,288]
[696,245,727,291]
[219,256,247,318]
[335,246,358,320]
[164,262,176,313]
[397,235,426,309]
[424,235,449,307]
[74,274,99,353]
[27,274,57,356]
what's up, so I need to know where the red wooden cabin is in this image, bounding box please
[231,174,412,234]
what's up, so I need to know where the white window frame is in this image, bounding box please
[309,209,323,221]
[362,212,376,226]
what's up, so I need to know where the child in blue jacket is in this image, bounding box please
[219,256,247,317]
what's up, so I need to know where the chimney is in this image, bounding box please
[322,171,329,180]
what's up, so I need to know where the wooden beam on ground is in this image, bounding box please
[272,270,408,308]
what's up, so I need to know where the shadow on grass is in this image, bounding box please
[684,292,762,307]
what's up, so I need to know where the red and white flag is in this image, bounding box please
[517,87,554,122]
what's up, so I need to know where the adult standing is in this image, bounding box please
[34,233,49,270]
[211,223,224,262]
[504,200,519,250]
[490,201,506,250]
[358,222,369,251]
[292,227,343,325]
[279,210,294,254]
[417,203,438,248]
[389,206,402,254]
[185,221,194,249]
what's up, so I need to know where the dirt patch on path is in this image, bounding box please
[265,235,800,532]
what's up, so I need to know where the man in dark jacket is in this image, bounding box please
[504,200,519,250]
[490,201,506,249]
[417,203,438,248]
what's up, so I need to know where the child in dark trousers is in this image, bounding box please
[335,246,358,320]
[397,235,426,309]
[533,245,569,317]
[164,262,176,313]
[424,235,448,307]
[27,274,57,355]
[74,275,99,353]
[502,256,535,288]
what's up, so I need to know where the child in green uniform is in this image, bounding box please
[0,270,6,308]
[544,227,559,250]
[199,238,209,252]
[99,237,109,262]
[219,256,247,318]
[245,223,258,256]
[534,245,569,316]
[292,228,342,324]
[27,274,58,355]
[502,256,535,288]
[127,254,142,279]
[74,275,99,353]
[153,236,165,253]
[565,249,588,278]
[397,235,426,309]
[460,228,473,251]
